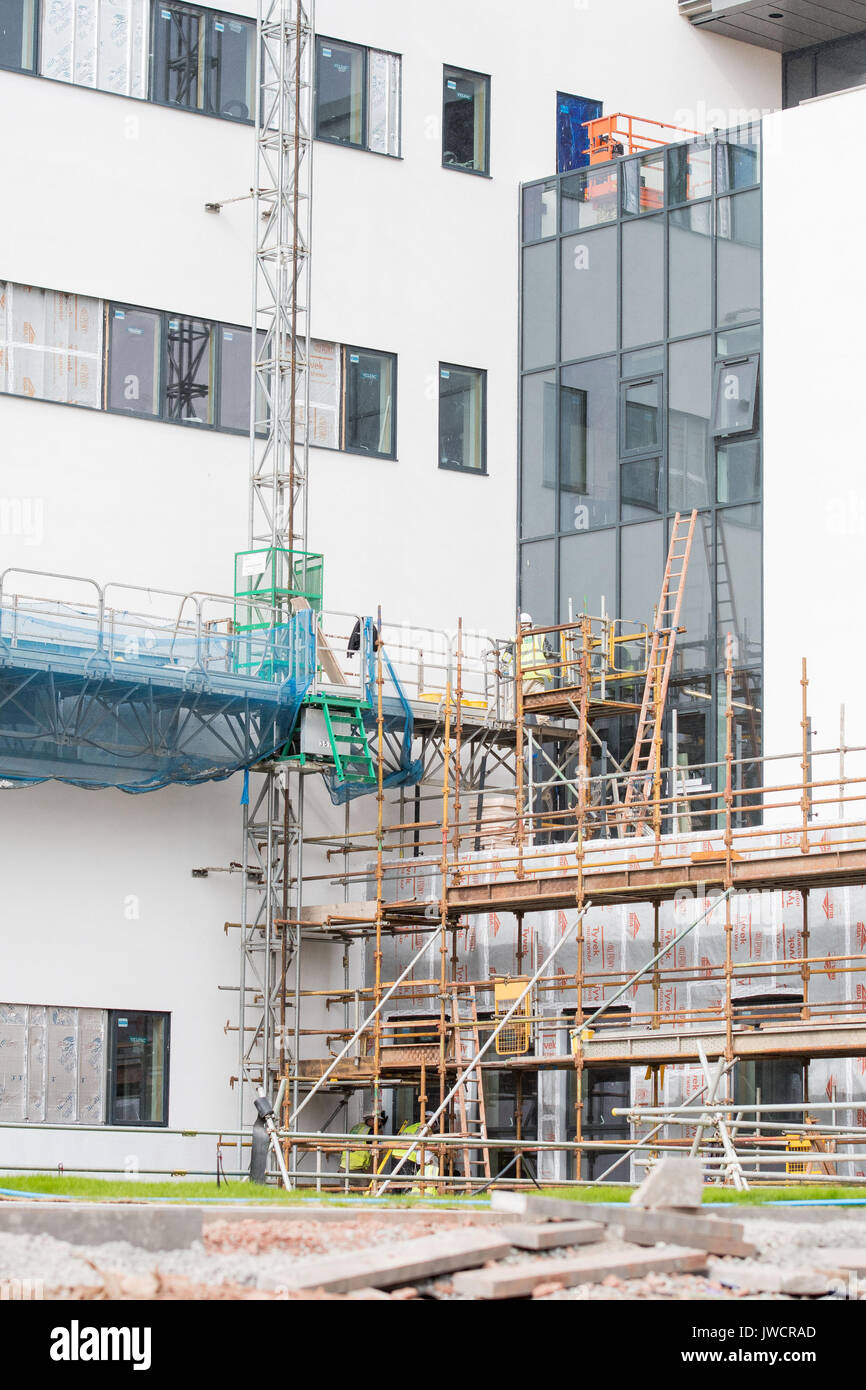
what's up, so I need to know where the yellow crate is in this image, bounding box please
[494,979,531,1055]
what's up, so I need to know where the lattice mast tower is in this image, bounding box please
[237,0,315,1132]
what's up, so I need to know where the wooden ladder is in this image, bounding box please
[452,986,492,1182]
[623,509,697,835]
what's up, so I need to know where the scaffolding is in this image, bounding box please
[263,619,866,1191]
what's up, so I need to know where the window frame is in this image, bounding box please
[438,361,488,476]
[341,344,398,460]
[620,373,664,459]
[106,1009,171,1128]
[442,63,491,177]
[711,354,760,439]
[314,34,402,158]
[0,0,38,76]
[105,300,258,434]
[149,1,256,125]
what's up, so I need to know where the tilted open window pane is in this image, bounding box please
[108,305,161,416]
[316,37,365,146]
[207,13,255,121]
[152,3,206,112]
[439,365,485,473]
[165,315,213,423]
[344,348,395,457]
[0,0,36,73]
[713,355,759,436]
[443,66,489,174]
[108,1011,169,1126]
[623,378,661,454]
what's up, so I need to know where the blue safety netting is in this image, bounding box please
[0,606,315,793]
[325,617,422,805]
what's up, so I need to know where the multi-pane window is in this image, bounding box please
[0,0,36,73]
[315,36,402,156]
[442,66,490,175]
[344,347,396,458]
[106,303,256,432]
[439,364,486,474]
[151,3,256,122]
[3,1,259,120]
[107,1010,170,1126]
[0,1003,168,1127]
[294,340,397,457]
[519,123,763,801]
[0,278,264,437]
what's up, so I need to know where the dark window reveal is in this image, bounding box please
[164,315,214,424]
[107,1011,170,1126]
[107,307,161,417]
[151,3,255,122]
[0,0,36,73]
[439,364,486,474]
[443,66,490,174]
[343,347,396,458]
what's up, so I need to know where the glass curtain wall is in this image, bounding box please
[519,125,763,813]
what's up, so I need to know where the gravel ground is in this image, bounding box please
[2,1211,865,1301]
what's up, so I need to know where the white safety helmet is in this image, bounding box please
[519,612,533,624]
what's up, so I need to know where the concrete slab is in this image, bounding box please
[498,1220,604,1251]
[0,1202,202,1251]
[812,1248,866,1275]
[490,1191,584,1222]
[631,1158,704,1210]
[602,1207,756,1256]
[452,1243,708,1299]
[707,1260,833,1296]
[266,1229,515,1293]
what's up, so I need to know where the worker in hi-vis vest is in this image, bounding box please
[339,1106,387,1174]
[389,1120,439,1178]
[517,613,553,695]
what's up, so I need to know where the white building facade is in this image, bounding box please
[0,0,786,1179]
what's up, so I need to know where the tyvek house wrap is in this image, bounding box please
[365,827,866,1179]
[0,281,103,409]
